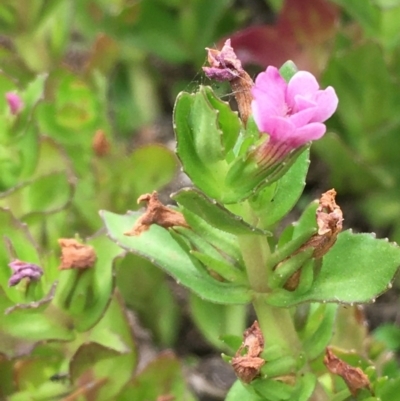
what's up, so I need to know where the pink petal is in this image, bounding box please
[292,95,316,112]
[290,122,326,148]
[289,107,317,127]
[261,116,296,144]
[252,66,287,131]
[286,71,319,109]
[311,87,338,122]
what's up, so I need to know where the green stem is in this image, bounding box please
[238,234,270,293]
[238,230,301,353]
[253,296,300,353]
[225,304,247,336]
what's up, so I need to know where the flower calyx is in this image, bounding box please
[231,321,265,383]
[58,238,97,270]
[124,191,189,236]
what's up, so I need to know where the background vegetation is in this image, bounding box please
[2,0,400,400]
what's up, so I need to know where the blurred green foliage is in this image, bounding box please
[318,0,400,242]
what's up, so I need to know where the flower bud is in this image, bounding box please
[8,259,43,286]
[5,92,23,115]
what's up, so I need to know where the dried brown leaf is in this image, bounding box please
[58,239,97,270]
[232,321,265,383]
[275,189,343,290]
[324,348,372,396]
[231,356,265,383]
[92,129,110,157]
[124,191,188,236]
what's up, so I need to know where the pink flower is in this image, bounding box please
[5,92,23,115]
[8,259,43,286]
[251,66,338,165]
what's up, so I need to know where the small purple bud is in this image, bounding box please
[203,39,244,82]
[5,92,23,115]
[8,260,43,287]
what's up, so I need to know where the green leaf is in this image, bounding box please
[288,373,316,401]
[117,254,181,346]
[376,376,400,400]
[0,137,75,219]
[118,352,196,401]
[260,355,297,378]
[190,293,247,351]
[190,86,224,163]
[74,292,137,401]
[127,144,178,197]
[271,228,316,267]
[100,210,252,304]
[226,380,264,401]
[270,249,314,289]
[266,230,400,306]
[374,324,400,351]
[279,61,298,82]
[250,148,310,228]
[174,90,225,198]
[57,235,124,332]
[292,201,318,238]
[173,188,269,235]
[0,308,75,358]
[302,304,338,359]
[252,378,293,401]
[202,85,241,154]
[191,251,247,283]
[70,342,127,383]
[5,282,57,316]
[182,208,243,263]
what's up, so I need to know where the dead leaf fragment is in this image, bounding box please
[124,191,189,236]
[231,356,265,383]
[242,320,265,357]
[231,321,265,383]
[324,348,372,396]
[92,129,110,157]
[276,189,343,290]
[310,188,343,258]
[203,39,253,125]
[58,239,97,270]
